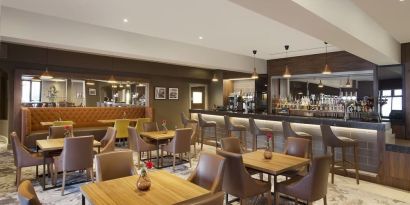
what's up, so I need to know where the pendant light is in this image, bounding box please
[40,49,53,80]
[32,76,41,82]
[322,42,332,74]
[283,45,291,78]
[318,80,324,88]
[108,75,117,84]
[212,73,219,82]
[251,50,259,79]
[345,76,352,88]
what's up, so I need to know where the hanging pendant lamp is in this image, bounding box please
[345,76,352,88]
[283,45,291,78]
[40,49,53,80]
[212,73,219,82]
[251,50,259,79]
[322,42,332,74]
[318,80,324,88]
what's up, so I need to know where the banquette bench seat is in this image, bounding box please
[21,107,153,147]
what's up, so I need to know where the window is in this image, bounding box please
[380,89,402,117]
[22,80,41,102]
[192,91,203,104]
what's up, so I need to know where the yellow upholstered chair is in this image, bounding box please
[135,118,152,134]
[114,119,130,139]
[52,121,74,126]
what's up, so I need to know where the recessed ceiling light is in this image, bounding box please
[198,36,203,40]
[399,0,405,2]
[123,18,128,23]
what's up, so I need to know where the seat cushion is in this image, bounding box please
[231,124,247,131]
[295,132,312,140]
[337,136,357,145]
[202,121,217,127]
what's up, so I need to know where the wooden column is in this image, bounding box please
[403,43,410,139]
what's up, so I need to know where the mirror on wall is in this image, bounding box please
[377,65,403,118]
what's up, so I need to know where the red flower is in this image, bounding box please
[162,120,166,124]
[145,161,154,169]
[266,133,273,139]
[64,125,71,130]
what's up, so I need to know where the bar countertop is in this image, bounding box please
[189,109,388,131]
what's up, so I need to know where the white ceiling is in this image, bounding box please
[352,0,410,43]
[1,0,339,60]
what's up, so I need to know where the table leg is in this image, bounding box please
[82,194,85,205]
[42,151,47,190]
[273,175,278,205]
[98,146,100,153]
[156,140,160,168]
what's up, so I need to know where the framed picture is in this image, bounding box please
[88,88,96,96]
[155,87,166,100]
[169,88,179,100]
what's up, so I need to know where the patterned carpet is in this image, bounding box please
[0,146,409,205]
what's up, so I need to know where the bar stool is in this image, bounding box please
[249,118,274,151]
[224,115,247,150]
[282,121,313,159]
[197,114,218,150]
[320,125,359,184]
[180,112,198,128]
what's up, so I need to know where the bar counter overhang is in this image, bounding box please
[189,109,389,178]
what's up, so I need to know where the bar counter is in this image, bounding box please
[189,109,391,176]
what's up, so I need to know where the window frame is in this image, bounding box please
[380,89,402,118]
[22,80,42,103]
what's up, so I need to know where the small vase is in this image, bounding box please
[264,148,272,160]
[137,175,151,191]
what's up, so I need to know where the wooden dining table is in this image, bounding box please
[242,150,310,204]
[139,130,176,168]
[97,119,139,124]
[80,170,209,205]
[36,138,101,190]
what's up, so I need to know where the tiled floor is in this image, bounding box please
[0,144,409,205]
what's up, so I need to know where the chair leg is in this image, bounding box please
[253,134,257,151]
[323,195,327,205]
[331,147,335,184]
[172,154,176,171]
[225,194,229,205]
[193,144,197,158]
[294,197,298,205]
[200,128,204,150]
[89,168,94,183]
[188,152,192,168]
[138,152,141,168]
[36,165,38,178]
[214,126,218,149]
[354,145,360,185]
[61,171,66,196]
[161,149,164,166]
[342,146,348,176]
[16,167,21,186]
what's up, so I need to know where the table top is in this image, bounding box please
[40,121,76,126]
[36,138,101,151]
[97,119,139,124]
[140,130,176,140]
[242,150,310,175]
[80,170,209,205]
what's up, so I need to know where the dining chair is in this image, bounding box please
[10,132,54,186]
[95,150,135,182]
[180,112,198,128]
[114,119,130,145]
[48,125,73,139]
[216,149,272,205]
[135,118,152,133]
[52,135,94,195]
[52,121,74,126]
[128,127,157,167]
[224,115,247,149]
[17,180,41,205]
[249,118,274,151]
[221,137,243,154]
[281,137,310,178]
[174,192,225,205]
[197,114,217,150]
[98,127,116,153]
[276,155,331,205]
[161,128,193,170]
[142,122,159,132]
[187,152,225,193]
[282,121,313,158]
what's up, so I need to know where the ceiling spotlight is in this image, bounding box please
[399,0,405,2]
[86,81,95,86]
[198,36,203,40]
[123,18,128,23]
[212,73,219,82]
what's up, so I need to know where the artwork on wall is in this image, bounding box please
[155,87,166,100]
[88,88,97,96]
[169,88,179,100]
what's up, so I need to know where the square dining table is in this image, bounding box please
[242,150,310,204]
[139,130,176,168]
[80,170,210,205]
[36,138,101,190]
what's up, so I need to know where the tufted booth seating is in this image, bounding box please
[21,107,153,148]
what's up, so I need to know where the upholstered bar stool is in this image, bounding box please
[198,114,218,150]
[249,118,274,151]
[181,112,198,128]
[224,115,247,150]
[320,125,360,184]
[282,121,313,159]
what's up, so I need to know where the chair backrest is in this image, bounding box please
[48,126,73,139]
[320,125,341,147]
[221,137,242,154]
[114,119,130,138]
[284,137,310,158]
[170,128,193,153]
[197,114,206,127]
[10,132,31,167]
[95,150,134,182]
[100,127,116,153]
[180,112,189,127]
[52,121,74,126]
[249,118,259,135]
[188,152,225,193]
[223,115,232,131]
[143,122,159,132]
[174,192,224,205]
[61,135,94,171]
[282,121,297,139]
[17,180,41,205]
[128,127,153,152]
[135,118,152,133]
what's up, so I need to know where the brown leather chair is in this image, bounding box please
[221,137,243,154]
[10,132,53,186]
[187,152,226,193]
[52,135,94,195]
[48,125,73,139]
[197,114,218,150]
[320,125,359,184]
[143,122,159,132]
[181,112,199,157]
[99,127,116,153]
[249,118,274,151]
[282,121,313,158]
[224,115,247,149]
[216,149,272,205]
[174,192,225,205]
[95,150,135,182]
[128,127,157,167]
[161,128,193,170]
[282,137,310,178]
[17,180,41,205]
[277,155,331,205]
